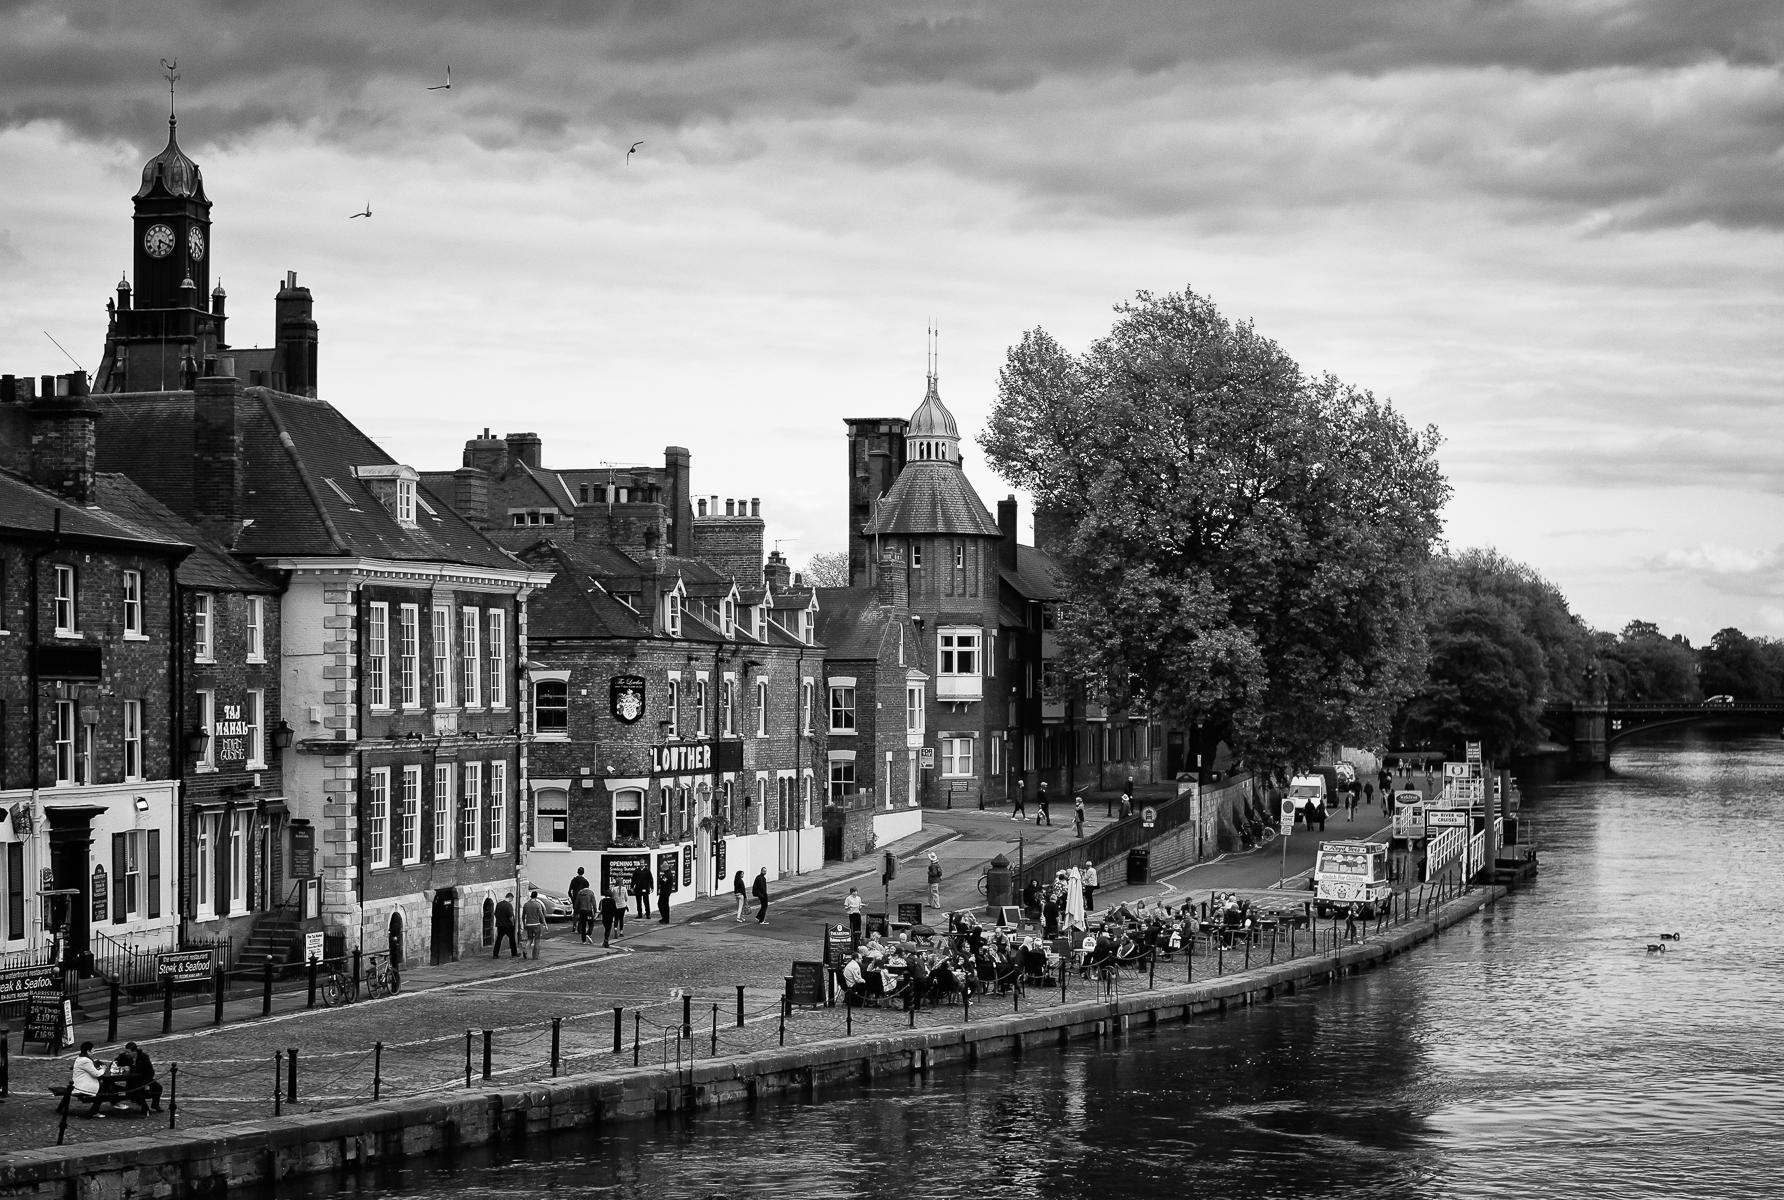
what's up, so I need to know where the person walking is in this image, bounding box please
[1345,784,1358,821]
[844,885,865,942]
[1119,785,1134,820]
[657,862,675,925]
[567,866,591,903]
[573,878,597,944]
[598,887,619,947]
[1073,794,1086,838]
[521,889,548,958]
[630,863,653,918]
[926,852,943,909]
[608,878,628,941]
[1082,861,1098,912]
[1035,780,1052,826]
[752,867,770,923]
[493,892,518,958]
[1364,780,1375,809]
[1010,779,1027,822]
[732,869,748,922]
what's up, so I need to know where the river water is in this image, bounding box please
[268,727,1784,1200]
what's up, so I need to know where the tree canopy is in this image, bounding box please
[801,551,851,589]
[980,286,1449,777]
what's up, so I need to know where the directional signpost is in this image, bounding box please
[1279,798,1296,888]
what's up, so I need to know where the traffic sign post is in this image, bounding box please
[1278,799,1295,888]
[1141,805,1157,830]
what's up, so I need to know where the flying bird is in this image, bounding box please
[351,203,372,219]
[627,140,643,163]
[427,64,451,91]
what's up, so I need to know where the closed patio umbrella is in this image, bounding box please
[1065,867,1087,931]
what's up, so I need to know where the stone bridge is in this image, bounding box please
[1542,701,1784,764]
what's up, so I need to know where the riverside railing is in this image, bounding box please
[12,864,1491,1151]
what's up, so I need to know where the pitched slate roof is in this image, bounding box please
[0,469,189,554]
[94,476,277,592]
[814,586,916,662]
[863,459,1000,538]
[92,388,520,570]
[1001,544,1062,602]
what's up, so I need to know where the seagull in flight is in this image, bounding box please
[427,64,451,91]
[627,140,643,163]
[350,203,372,219]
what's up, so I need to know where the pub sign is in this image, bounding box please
[611,674,646,724]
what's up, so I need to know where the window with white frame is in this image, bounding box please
[367,768,391,868]
[122,570,143,638]
[721,678,735,736]
[123,700,142,780]
[487,609,507,707]
[118,830,142,919]
[228,810,250,911]
[755,679,769,737]
[990,733,1002,779]
[664,591,682,637]
[828,753,855,802]
[79,721,94,786]
[676,786,689,834]
[613,788,644,842]
[431,606,454,707]
[940,629,980,675]
[195,815,216,917]
[535,787,568,846]
[954,542,965,569]
[666,678,680,738]
[801,679,813,734]
[193,593,213,661]
[396,477,417,526]
[461,607,481,707]
[941,735,975,777]
[907,683,925,735]
[398,605,420,707]
[461,762,483,856]
[367,602,389,708]
[433,764,453,860]
[695,678,708,737]
[721,597,736,637]
[246,596,265,662]
[753,606,766,641]
[400,766,422,864]
[489,760,508,853]
[53,565,76,634]
[533,677,568,737]
[828,681,856,732]
[197,689,215,770]
[246,689,265,768]
[656,786,670,836]
[910,542,923,568]
[54,701,76,785]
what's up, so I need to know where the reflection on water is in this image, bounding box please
[265,728,1784,1200]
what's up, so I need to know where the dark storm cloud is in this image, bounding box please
[2,0,1779,228]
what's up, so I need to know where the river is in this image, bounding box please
[264,726,1784,1199]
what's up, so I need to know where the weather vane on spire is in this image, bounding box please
[160,58,180,120]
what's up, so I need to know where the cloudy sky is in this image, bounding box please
[2,1,1780,645]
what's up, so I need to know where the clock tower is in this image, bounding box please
[95,85,223,393]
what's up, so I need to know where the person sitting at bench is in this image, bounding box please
[60,1042,121,1117]
[840,953,868,1006]
[117,1042,164,1114]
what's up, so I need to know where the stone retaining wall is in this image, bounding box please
[0,887,1500,1200]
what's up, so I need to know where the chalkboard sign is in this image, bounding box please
[714,837,726,881]
[681,845,693,888]
[896,902,924,926]
[90,866,108,923]
[823,924,854,968]
[22,995,64,1050]
[787,961,827,1007]
[290,822,316,879]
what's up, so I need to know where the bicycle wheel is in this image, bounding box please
[385,965,401,994]
[321,976,345,1007]
[364,971,386,1000]
[976,873,989,896]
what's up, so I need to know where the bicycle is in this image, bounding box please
[363,953,402,998]
[319,961,357,1007]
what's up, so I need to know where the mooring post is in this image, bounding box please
[552,1018,562,1076]
[373,1041,383,1100]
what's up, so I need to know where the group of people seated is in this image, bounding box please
[837,922,1025,1007]
[62,1040,162,1118]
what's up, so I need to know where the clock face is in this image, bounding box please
[187,227,206,261]
[144,223,176,258]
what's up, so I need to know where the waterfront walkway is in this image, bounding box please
[0,784,1443,1153]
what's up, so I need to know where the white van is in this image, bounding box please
[1286,776,1327,811]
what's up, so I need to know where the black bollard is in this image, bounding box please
[286,1048,298,1102]
[633,1012,641,1067]
[736,984,745,1028]
[308,956,318,1008]
[1217,939,1224,975]
[613,1006,624,1054]
[374,1041,383,1100]
[682,993,692,1040]
[168,1062,179,1128]
[552,1018,562,1076]
[845,999,852,1035]
[263,956,275,1016]
[1245,937,1251,971]
[779,1009,786,1046]
[273,1052,282,1117]
[1149,954,1156,989]
[710,1005,717,1058]
[962,985,970,1023]
[482,1029,492,1080]
[213,961,225,1025]
[352,947,363,997]
[464,1030,473,1088]
[108,979,120,1043]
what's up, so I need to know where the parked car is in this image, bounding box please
[520,881,574,922]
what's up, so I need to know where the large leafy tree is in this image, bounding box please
[980,287,1449,777]
[1397,550,1593,758]
[1600,620,1699,702]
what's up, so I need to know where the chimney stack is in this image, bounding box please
[504,431,542,470]
[998,495,1020,570]
[453,467,491,529]
[272,271,318,397]
[192,367,246,544]
[876,543,909,613]
[764,549,792,591]
[29,373,101,505]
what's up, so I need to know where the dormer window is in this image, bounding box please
[665,591,682,637]
[754,607,766,641]
[354,464,422,528]
[722,597,737,637]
